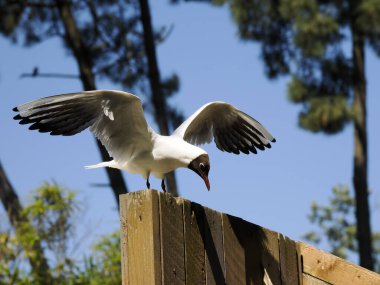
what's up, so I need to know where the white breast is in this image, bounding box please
[116,134,207,179]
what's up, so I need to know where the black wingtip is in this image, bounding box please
[29,124,38,131]
[13,114,22,120]
[12,106,19,112]
[271,138,276,143]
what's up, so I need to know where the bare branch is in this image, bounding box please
[20,67,79,79]
[20,73,79,79]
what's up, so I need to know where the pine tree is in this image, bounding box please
[0,162,52,282]
[207,0,380,269]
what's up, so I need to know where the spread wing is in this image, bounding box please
[172,102,275,154]
[13,90,154,162]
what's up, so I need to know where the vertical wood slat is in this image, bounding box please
[121,190,380,285]
[183,200,206,285]
[223,215,282,285]
[223,214,269,285]
[260,228,281,285]
[222,215,263,285]
[120,190,161,285]
[159,193,186,284]
[246,224,264,285]
[204,206,226,285]
[279,234,300,285]
[120,194,128,285]
[296,242,304,285]
[222,215,247,285]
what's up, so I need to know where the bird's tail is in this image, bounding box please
[85,160,118,169]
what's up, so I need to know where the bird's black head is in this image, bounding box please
[188,154,211,191]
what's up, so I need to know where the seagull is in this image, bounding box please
[13,90,275,192]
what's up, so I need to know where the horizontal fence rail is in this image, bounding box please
[120,190,380,285]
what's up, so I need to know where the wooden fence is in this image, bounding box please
[119,190,380,285]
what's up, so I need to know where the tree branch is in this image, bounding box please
[20,68,79,79]
[138,0,179,196]
[55,0,129,206]
[0,161,52,281]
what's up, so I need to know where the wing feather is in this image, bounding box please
[14,90,153,162]
[172,102,275,154]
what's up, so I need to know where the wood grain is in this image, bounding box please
[120,194,128,285]
[120,190,161,285]
[183,200,206,285]
[279,234,300,285]
[302,273,330,285]
[223,214,266,285]
[158,192,186,284]
[120,190,380,285]
[300,242,380,285]
[204,206,226,285]
[222,214,247,285]
[260,228,281,285]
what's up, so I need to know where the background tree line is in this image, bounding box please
[1,0,181,282]
[0,0,379,283]
[177,0,379,271]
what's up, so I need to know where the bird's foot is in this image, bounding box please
[146,179,150,189]
[161,179,166,193]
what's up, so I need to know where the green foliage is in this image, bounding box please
[304,185,380,272]
[281,0,341,58]
[50,231,121,285]
[0,183,121,284]
[24,183,77,262]
[0,3,23,36]
[0,0,183,131]
[80,232,122,285]
[356,0,380,55]
[226,0,291,78]
[0,232,26,284]
[288,71,352,135]
[298,96,352,134]
[0,0,147,90]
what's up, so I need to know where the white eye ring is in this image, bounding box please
[200,163,205,169]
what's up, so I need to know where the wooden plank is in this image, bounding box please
[296,242,304,285]
[260,228,281,285]
[203,206,226,285]
[158,192,186,284]
[279,234,300,285]
[302,273,330,285]
[247,224,265,285]
[183,200,206,285]
[120,190,161,285]
[120,194,128,285]
[222,214,247,285]
[299,242,380,285]
[223,215,270,285]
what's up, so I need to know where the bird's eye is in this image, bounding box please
[200,163,205,171]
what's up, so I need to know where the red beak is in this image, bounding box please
[202,175,210,191]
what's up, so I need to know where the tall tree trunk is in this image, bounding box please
[56,0,128,207]
[351,11,374,269]
[0,161,52,281]
[138,0,178,196]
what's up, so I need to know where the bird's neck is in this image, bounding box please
[153,135,207,166]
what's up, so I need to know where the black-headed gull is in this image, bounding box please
[13,90,275,191]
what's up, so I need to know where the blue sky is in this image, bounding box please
[0,2,379,262]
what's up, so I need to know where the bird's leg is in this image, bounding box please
[146,178,150,189]
[161,179,166,193]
